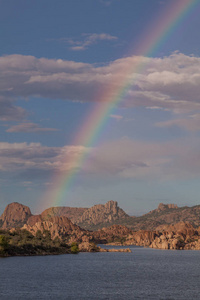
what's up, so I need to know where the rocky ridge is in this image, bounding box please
[117,203,200,231]
[1,202,200,250]
[0,200,129,230]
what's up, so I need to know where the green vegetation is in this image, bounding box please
[0,235,9,255]
[0,229,78,257]
[70,242,79,254]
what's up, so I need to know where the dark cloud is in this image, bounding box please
[0,96,26,121]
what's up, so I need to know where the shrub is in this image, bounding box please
[70,242,79,254]
[0,235,9,255]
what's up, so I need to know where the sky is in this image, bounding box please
[1,0,200,216]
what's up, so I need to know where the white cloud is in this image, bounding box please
[1,52,200,121]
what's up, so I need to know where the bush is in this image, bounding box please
[70,242,79,254]
[0,235,9,255]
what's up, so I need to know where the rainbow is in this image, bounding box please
[41,0,199,208]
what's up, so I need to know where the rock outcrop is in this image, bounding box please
[40,200,129,230]
[0,202,32,229]
[124,222,200,250]
[77,201,129,230]
[93,224,133,244]
[23,216,92,243]
[41,207,87,224]
[156,203,178,212]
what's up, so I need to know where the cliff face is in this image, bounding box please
[40,200,128,230]
[0,202,32,229]
[156,203,178,212]
[77,200,129,230]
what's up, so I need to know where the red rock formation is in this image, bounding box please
[27,215,42,226]
[41,206,87,223]
[0,202,32,229]
[22,216,92,243]
[40,200,128,230]
[77,200,129,229]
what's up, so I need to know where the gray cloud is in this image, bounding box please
[6,122,58,133]
[59,33,118,51]
[0,96,26,121]
[1,53,200,121]
[85,137,200,180]
[0,138,200,182]
[0,142,89,173]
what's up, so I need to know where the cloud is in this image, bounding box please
[0,96,26,121]
[0,142,89,174]
[0,137,200,182]
[59,33,118,51]
[1,52,200,116]
[85,137,200,180]
[155,113,200,132]
[110,114,123,120]
[6,122,58,133]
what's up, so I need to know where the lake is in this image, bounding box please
[0,245,200,299]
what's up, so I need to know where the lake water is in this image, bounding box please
[0,245,200,299]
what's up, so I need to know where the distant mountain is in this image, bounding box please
[117,202,200,231]
[1,201,200,231]
[0,200,129,230]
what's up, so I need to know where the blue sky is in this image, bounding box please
[1,0,200,215]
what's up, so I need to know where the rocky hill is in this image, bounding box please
[0,200,129,231]
[39,200,129,230]
[23,216,93,244]
[118,203,200,231]
[76,200,129,230]
[1,201,200,232]
[1,201,200,250]
[0,202,32,229]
